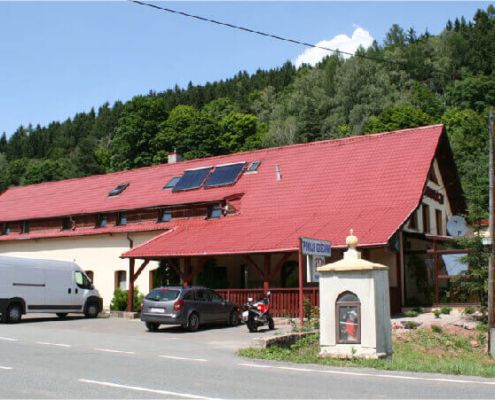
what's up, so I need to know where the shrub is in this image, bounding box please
[110,287,144,312]
[404,310,418,318]
[463,306,475,315]
[431,324,443,333]
[402,321,421,330]
[413,307,424,314]
[433,309,441,318]
[440,306,452,315]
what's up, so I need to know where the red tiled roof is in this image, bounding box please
[117,124,457,257]
[0,125,462,253]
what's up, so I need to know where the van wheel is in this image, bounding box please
[56,313,68,319]
[84,302,99,318]
[6,303,22,323]
[187,313,200,332]
[145,322,159,332]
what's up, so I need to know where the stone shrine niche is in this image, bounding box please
[336,291,361,344]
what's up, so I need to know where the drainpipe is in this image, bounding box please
[126,233,134,249]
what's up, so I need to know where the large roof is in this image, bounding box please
[0,125,464,253]
[119,124,463,257]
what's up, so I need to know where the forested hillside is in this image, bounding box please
[1,6,494,220]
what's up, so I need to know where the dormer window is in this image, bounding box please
[2,223,10,236]
[97,214,108,228]
[62,217,72,231]
[108,183,129,197]
[117,212,127,226]
[208,204,223,219]
[21,221,30,234]
[159,209,172,223]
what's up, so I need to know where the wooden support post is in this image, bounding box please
[263,254,271,294]
[270,253,292,281]
[134,259,150,281]
[183,258,192,287]
[127,258,135,312]
[298,238,304,326]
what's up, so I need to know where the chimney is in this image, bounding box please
[167,150,182,164]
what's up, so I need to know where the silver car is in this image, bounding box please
[140,286,240,332]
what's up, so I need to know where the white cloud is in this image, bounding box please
[294,27,374,68]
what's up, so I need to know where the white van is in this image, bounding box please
[0,256,102,323]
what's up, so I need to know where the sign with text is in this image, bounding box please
[301,237,331,257]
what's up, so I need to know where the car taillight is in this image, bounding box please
[174,299,185,311]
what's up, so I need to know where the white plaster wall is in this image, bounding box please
[0,232,160,308]
[320,270,392,358]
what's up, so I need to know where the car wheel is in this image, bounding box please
[6,303,22,323]
[268,316,275,330]
[145,322,159,332]
[56,313,68,319]
[187,312,200,332]
[229,310,239,326]
[84,302,99,318]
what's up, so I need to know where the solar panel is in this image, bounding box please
[204,163,245,188]
[172,167,211,191]
[163,176,181,190]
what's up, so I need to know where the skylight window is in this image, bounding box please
[204,162,245,188]
[163,176,181,190]
[2,223,10,236]
[172,167,212,192]
[97,214,108,228]
[117,212,127,226]
[109,183,129,197]
[247,160,261,172]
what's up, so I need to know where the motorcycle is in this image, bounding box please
[241,291,275,332]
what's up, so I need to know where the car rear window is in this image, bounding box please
[145,289,180,302]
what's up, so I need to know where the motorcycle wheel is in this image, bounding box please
[268,316,275,330]
[247,314,258,332]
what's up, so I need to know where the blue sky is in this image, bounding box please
[0,1,491,137]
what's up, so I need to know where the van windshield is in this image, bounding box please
[75,271,93,290]
[146,289,180,302]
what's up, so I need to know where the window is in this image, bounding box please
[108,183,129,197]
[173,167,211,192]
[207,290,224,303]
[422,204,430,233]
[75,271,93,290]
[145,289,180,302]
[435,209,443,235]
[1,223,10,236]
[408,210,418,230]
[195,289,208,301]
[117,212,127,226]
[336,291,361,344]
[247,160,261,172]
[159,209,172,223]
[429,168,439,185]
[97,214,108,228]
[115,270,127,290]
[62,217,72,231]
[208,204,222,219]
[85,270,94,283]
[163,176,181,190]
[204,162,245,188]
[21,221,29,234]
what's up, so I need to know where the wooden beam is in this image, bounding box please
[133,259,150,280]
[127,258,135,312]
[270,253,292,281]
[243,255,263,278]
[263,254,271,293]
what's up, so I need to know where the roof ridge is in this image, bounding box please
[3,124,444,192]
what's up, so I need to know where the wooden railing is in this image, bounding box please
[216,288,319,317]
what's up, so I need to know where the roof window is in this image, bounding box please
[62,217,73,231]
[204,162,245,188]
[21,221,30,234]
[109,183,129,197]
[117,212,127,226]
[163,176,181,190]
[247,160,261,172]
[173,167,211,192]
[208,204,223,219]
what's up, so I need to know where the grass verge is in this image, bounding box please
[239,329,495,377]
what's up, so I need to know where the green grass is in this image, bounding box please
[239,329,495,377]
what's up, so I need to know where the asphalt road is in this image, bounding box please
[1,314,495,399]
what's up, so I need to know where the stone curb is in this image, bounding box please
[251,330,318,349]
[109,311,140,319]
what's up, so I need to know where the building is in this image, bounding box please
[0,124,466,314]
